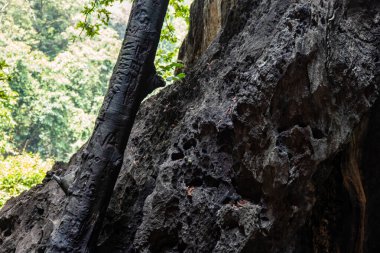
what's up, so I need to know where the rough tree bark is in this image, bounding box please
[47,0,169,252]
[0,0,379,253]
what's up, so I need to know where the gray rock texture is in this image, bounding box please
[1,0,380,252]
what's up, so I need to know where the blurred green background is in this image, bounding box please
[0,0,191,207]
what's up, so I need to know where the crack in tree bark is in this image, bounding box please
[46,0,169,252]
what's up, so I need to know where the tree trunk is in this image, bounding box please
[47,0,169,252]
[1,0,379,252]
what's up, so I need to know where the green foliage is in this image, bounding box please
[0,0,123,160]
[77,0,190,83]
[0,0,192,207]
[2,29,120,160]
[0,0,191,161]
[76,0,121,37]
[156,0,189,82]
[0,59,17,153]
[29,0,74,58]
[0,153,53,207]
[0,59,9,81]
[1,0,81,58]
[0,0,190,207]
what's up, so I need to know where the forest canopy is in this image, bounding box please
[0,0,191,206]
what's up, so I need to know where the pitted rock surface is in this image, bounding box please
[1,0,379,252]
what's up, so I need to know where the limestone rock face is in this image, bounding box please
[178,0,235,68]
[1,0,380,252]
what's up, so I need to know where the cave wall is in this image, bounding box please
[1,0,380,253]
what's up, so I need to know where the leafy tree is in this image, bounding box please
[0,59,17,154]
[0,0,191,161]
[29,0,73,58]
[77,0,190,83]
[0,0,122,160]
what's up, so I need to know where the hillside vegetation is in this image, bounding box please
[0,0,190,207]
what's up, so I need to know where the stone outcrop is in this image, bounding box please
[178,0,235,68]
[1,0,379,252]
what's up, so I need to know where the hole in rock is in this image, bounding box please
[312,127,325,139]
[149,229,178,252]
[232,165,262,203]
[183,138,197,150]
[3,229,11,237]
[204,175,220,188]
[171,151,184,161]
[0,217,15,239]
[37,208,44,216]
